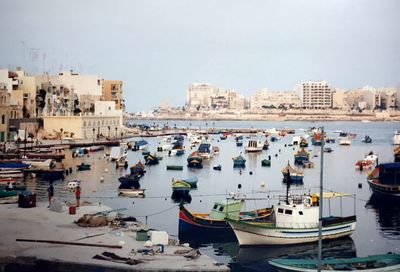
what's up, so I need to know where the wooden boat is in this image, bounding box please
[130,161,146,177]
[261,159,271,167]
[213,164,222,171]
[339,137,351,145]
[294,148,310,165]
[233,154,246,168]
[77,163,91,171]
[181,176,198,188]
[282,161,304,183]
[172,180,191,191]
[299,138,309,147]
[115,157,128,168]
[236,140,243,147]
[22,159,54,168]
[39,168,65,180]
[269,253,400,272]
[227,192,356,246]
[362,135,372,143]
[245,140,263,152]
[367,163,400,198]
[118,188,145,198]
[144,153,159,165]
[179,198,273,235]
[118,175,140,189]
[166,165,183,171]
[0,161,30,170]
[26,153,65,162]
[0,170,23,178]
[394,131,400,145]
[311,132,323,146]
[355,153,377,171]
[262,139,269,150]
[197,142,213,159]
[323,147,333,153]
[187,151,203,168]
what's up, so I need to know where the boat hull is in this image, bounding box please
[228,218,356,246]
[367,179,400,198]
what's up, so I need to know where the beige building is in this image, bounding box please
[0,85,10,142]
[186,83,219,108]
[103,80,124,110]
[300,81,333,109]
[250,89,300,109]
[42,101,123,140]
[332,88,346,109]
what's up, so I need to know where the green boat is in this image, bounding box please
[172,180,191,191]
[261,159,271,167]
[77,163,91,171]
[0,190,19,198]
[166,165,183,171]
[269,253,400,271]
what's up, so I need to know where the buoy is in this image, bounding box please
[284,144,287,147]
[105,168,108,173]
[275,154,278,157]
[249,171,253,175]
[260,182,265,188]
[238,184,242,189]
[358,183,362,188]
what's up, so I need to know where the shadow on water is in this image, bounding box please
[365,194,400,239]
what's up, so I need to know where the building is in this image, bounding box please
[250,89,300,109]
[332,88,346,109]
[300,81,333,109]
[42,101,123,140]
[103,80,124,110]
[0,84,10,142]
[186,83,219,108]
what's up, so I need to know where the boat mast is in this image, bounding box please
[317,127,325,272]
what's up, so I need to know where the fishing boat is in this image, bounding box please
[367,162,400,198]
[323,147,333,153]
[181,176,198,188]
[362,135,372,143]
[263,139,269,150]
[0,162,30,170]
[355,153,378,171]
[299,138,309,147]
[87,145,104,152]
[118,174,140,189]
[394,131,400,145]
[236,139,243,147]
[134,140,149,150]
[325,137,335,144]
[144,153,159,165]
[282,161,304,183]
[39,168,65,180]
[187,151,203,168]
[197,142,213,159]
[22,158,54,169]
[213,164,222,171]
[172,180,191,191]
[77,163,91,171]
[233,154,246,168]
[227,192,356,246]
[245,140,263,152]
[294,148,310,165]
[115,157,128,168]
[118,188,145,198]
[311,132,323,146]
[179,198,274,236]
[108,146,127,161]
[339,137,351,146]
[130,161,146,177]
[261,159,271,167]
[166,165,184,171]
[269,253,400,272]
[26,153,65,162]
[0,170,23,178]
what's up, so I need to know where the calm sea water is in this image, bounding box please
[28,120,400,271]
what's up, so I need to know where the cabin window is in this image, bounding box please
[285,209,293,215]
[219,206,224,212]
[278,208,284,214]
[299,211,303,215]
[213,204,218,210]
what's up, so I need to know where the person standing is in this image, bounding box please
[47,182,54,207]
[75,185,81,207]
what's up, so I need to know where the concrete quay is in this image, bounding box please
[0,201,228,272]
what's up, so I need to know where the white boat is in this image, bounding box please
[227,192,356,245]
[0,170,23,178]
[118,188,145,198]
[197,142,213,159]
[355,153,378,171]
[22,159,54,169]
[245,140,263,152]
[108,146,127,161]
[339,137,351,145]
[394,131,400,145]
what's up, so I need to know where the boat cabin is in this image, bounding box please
[275,195,319,228]
[209,199,244,220]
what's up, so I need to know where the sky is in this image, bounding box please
[0,0,399,112]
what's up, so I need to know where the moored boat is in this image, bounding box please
[118,188,145,198]
[367,162,400,198]
[144,153,159,165]
[39,168,65,180]
[269,253,400,272]
[22,159,54,169]
[339,137,351,146]
[282,161,304,183]
[0,162,30,170]
[166,165,184,171]
[130,161,146,177]
[394,131,400,145]
[213,164,222,171]
[187,151,203,168]
[355,153,378,171]
[197,142,213,159]
[77,163,91,171]
[261,159,271,167]
[245,140,263,152]
[233,154,246,168]
[294,148,310,165]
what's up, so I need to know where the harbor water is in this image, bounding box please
[26,120,400,271]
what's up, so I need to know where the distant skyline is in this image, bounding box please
[0,0,399,112]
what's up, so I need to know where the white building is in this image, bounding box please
[186,83,219,108]
[300,81,333,109]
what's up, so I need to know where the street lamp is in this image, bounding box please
[60,128,63,144]
[115,127,118,139]
[92,128,95,143]
[108,126,110,138]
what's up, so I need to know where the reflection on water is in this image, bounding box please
[366,194,400,240]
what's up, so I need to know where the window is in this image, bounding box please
[219,206,224,212]
[213,204,218,210]
[299,211,303,215]
[83,121,86,127]
[285,209,293,215]
[1,115,4,124]
[278,208,284,214]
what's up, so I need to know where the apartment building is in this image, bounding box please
[300,81,333,109]
[250,89,300,109]
[186,83,219,108]
[103,80,124,110]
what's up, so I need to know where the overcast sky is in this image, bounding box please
[0,0,399,112]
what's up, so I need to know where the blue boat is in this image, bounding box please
[311,132,323,146]
[0,162,30,170]
[144,154,159,165]
[213,164,222,171]
[233,154,246,168]
[130,161,146,177]
[39,168,64,180]
[118,175,140,189]
[294,148,310,165]
[187,151,203,168]
[367,162,400,198]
